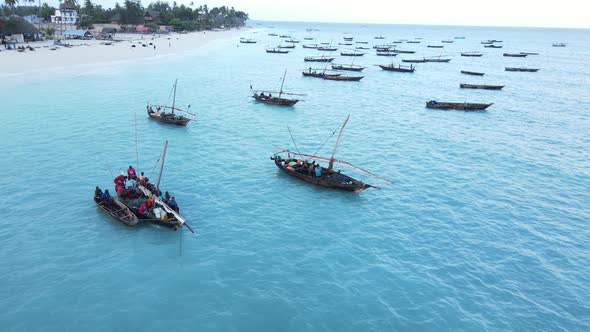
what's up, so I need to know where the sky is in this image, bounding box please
[45,0,590,29]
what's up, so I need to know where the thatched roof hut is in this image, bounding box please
[0,16,40,36]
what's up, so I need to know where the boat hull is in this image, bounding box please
[461,70,485,76]
[118,196,182,230]
[378,65,415,72]
[147,111,191,126]
[323,76,364,81]
[426,101,493,111]
[94,197,139,226]
[252,95,298,106]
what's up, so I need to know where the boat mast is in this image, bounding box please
[156,140,168,193]
[327,114,350,172]
[278,69,287,98]
[171,79,177,114]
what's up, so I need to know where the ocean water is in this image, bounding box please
[1,22,589,331]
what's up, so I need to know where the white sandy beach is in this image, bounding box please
[0,29,244,78]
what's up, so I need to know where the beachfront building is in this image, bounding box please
[51,9,79,25]
[0,16,41,44]
[63,29,93,39]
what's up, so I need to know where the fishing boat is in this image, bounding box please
[376,51,399,57]
[278,44,296,49]
[355,46,370,50]
[520,52,539,55]
[406,40,421,43]
[460,83,504,90]
[270,115,391,192]
[302,68,342,78]
[323,75,364,81]
[355,41,369,44]
[484,44,503,48]
[94,194,139,226]
[481,41,493,45]
[377,64,415,72]
[268,33,278,36]
[304,56,335,62]
[505,67,540,72]
[390,49,415,54]
[426,100,493,111]
[279,35,291,38]
[375,47,392,52]
[304,37,314,40]
[503,53,527,57]
[251,70,305,106]
[239,38,256,44]
[374,36,385,39]
[147,79,194,126]
[331,64,366,71]
[266,48,289,54]
[338,42,353,46]
[317,46,338,51]
[402,58,427,63]
[343,37,353,41]
[442,40,454,43]
[461,52,483,57]
[302,44,319,49]
[424,57,451,62]
[117,142,194,232]
[340,51,365,56]
[454,36,466,39]
[285,39,300,43]
[428,45,444,48]
[552,43,566,47]
[461,70,485,76]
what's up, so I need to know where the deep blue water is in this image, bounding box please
[1,22,589,331]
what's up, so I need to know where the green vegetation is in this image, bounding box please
[1,0,248,31]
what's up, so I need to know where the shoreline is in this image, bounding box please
[0,28,245,79]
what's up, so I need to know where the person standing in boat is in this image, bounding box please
[127,166,137,180]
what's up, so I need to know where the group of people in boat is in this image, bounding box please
[276,156,323,178]
[255,92,273,100]
[147,105,184,120]
[94,187,112,204]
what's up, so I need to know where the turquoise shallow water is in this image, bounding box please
[1,22,590,331]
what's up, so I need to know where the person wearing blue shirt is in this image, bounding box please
[101,189,112,203]
[167,197,179,212]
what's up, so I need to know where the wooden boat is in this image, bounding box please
[375,47,392,52]
[338,42,353,46]
[355,46,370,50]
[94,195,139,226]
[302,69,341,78]
[552,43,566,47]
[239,38,256,44]
[461,52,483,57]
[340,51,365,56]
[278,44,295,49]
[481,41,493,45]
[390,49,415,54]
[302,44,319,49]
[442,40,454,43]
[460,83,504,90]
[374,36,385,39]
[317,46,338,51]
[118,141,194,232]
[377,64,415,72]
[304,37,314,40]
[426,100,493,111]
[343,37,353,41]
[285,39,300,43]
[323,75,364,81]
[332,64,365,71]
[402,58,427,63]
[484,45,503,48]
[461,70,485,76]
[424,57,451,62]
[505,67,540,72]
[520,52,539,55]
[304,56,335,62]
[252,70,304,106]
[392,41,403,44]
[377,51,398,57]
[454,36,466,39]
[320,42,331,45]
[503,53,527,57]
[428,45,444,48]
[147,79,194,126]
[268,33,278,36]
[266,48,289,54]
[355,41,369,44]
[406,40,421,43]
[279,35,291,38]
[271,115,391,192]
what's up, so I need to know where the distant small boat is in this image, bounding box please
[355,46,370,50]
[252,70,304,106]
[481,41,493,45]
[520,52,539,55]
[505,67,540,72]
[340,51,365,56]
[374,44,393,49]
[285,39,300,43]
[304,56,335,62]
[302,44,319,49]
[320,42,331,45]
[377,64,415,72]
[355,41,369,44]
[391,49,415,54]
[239,39,256,44]
[441,40,454,43]
[552,43,566,47]
[266,48,289,54]
[278,44,296,49]
[461,52,483,57]
[392,41,403,44]
[454,36,466,39]
[503,53,527,57]
[376,51,398,56]
[374,36,385,39]
[268,33,278,36]
[343,37,353,41]
[428,45,444,48]
[406,40,421,43]
[424,57,451,62]
[402,58,426,63]
[304,37,314,40]
[332,64,365,71]
[460,83,504,90]
[302,69,342,78]
[323,75,364,81]
[484,45,503,48]
[426,100,493,111]
[317,46,338,51]
[461,70,485,76]
[279,35,291,38]
[338,42,353,46]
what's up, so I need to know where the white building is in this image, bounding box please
[51,9,78,24]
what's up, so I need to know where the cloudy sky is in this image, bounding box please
[48,0,589,28]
